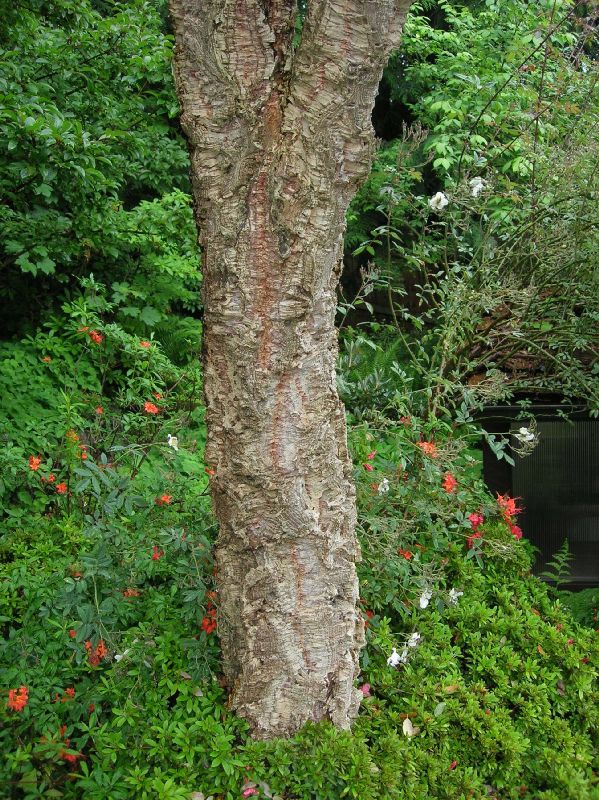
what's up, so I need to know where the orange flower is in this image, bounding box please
[139,340,151,348]
[95,406,104,415]
[88,330,103,344]
[143,401,160,415]
[28,455,42,471]
[68,629,77,638]
[56,482,68,494]
[442,473,457,493]
[398,549,413,560]
[205,466,216,476]
[155,494,173,506]
[65,430,79,443]
[122,587,140,598]
[416,441,438,458]
[152,545,165,561]
[64,687,75,698]
[7,686,28,712]
[42,356,52,363]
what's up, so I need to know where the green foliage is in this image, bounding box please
[2,389,597,798]
[0,0,196,334]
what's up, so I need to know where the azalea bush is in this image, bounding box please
[2,395,597,799]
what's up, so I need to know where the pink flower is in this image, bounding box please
[359,683,371,697]
[449,760,458,771]
[152,545,165,561]
[510,524,523,541]
[363,463,373,472]
[467,512,484,531]
[242,789,259,798]
[366,451,377,460]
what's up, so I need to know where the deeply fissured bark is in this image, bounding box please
[170,0,412,738]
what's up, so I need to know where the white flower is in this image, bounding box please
[514,427,535,443]
[428,191,449,211]
[448,588,463,605]
[114,649,130,663]
[167,434,179,451]
[419,589,433,609]
[387,647,409,667]
[378,478,390,495]
[407,632,421,648]
[469,177,486,197]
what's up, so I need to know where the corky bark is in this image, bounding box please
[170,0,412,738]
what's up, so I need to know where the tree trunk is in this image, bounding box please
[170,0,412,738]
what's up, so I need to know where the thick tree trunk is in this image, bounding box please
[170,0,412,738]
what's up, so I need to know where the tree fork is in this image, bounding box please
[170,0,412,738]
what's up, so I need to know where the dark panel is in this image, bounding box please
[512,421,599,586]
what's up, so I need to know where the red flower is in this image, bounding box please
[42,356,52,363]
[510,524,523,541]
[60,751,81,764]
[449,760,458,771]
[366,451,377,460]
[88,330,103,344]
[398,549,413,560]
[467,512,484,531]
[56,482,68,494]
[152,545,165,561]
[7,686,28,712]
[88,703,95,713]
[201,608,217,634]
[139,340,151,348]
[95,406,104,415]
[65,687,75,698]
[68,629,76,638]
[47,473,56,483]
[155,494,173,506]
[205,466,216,476]
[496,493,522,521]
[363,462,374,472]
[78,444,88,460]
[416,441,438,458]
[143,401,160,415]
[442,473,457,494]
[28,455,42,471]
